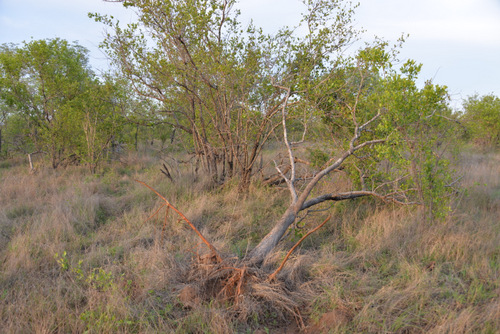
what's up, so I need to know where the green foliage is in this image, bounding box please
[1,113,34,154]
[312,40,457,219]
[88,0,459,218]
[0,39,127,171]
[55,251,70,272]
[54,251,136,332]
[375,60,456,220]
[91,0,360,189]
[0,39,90,167]
[308,147,330,169]
[91,0,273,184]
[460,94,500,149]
[75,77,127,173]
[80,306,136,334]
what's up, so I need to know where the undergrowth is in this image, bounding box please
[0,149,498,333]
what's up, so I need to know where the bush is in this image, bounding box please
[461,94,500,149]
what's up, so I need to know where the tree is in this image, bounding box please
[0,99,6,155]
[93,0,359,190]
[0,110,33,156]
[248,42,457,263]
[0,45,35,156]
[460,94,500,149]
[96,0,457,265]
[0,39,93,167]
[76,77,127,173]
[0,39,126,171]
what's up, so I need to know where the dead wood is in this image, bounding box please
[262,157,312,187]
[137,180,308,325]
[160,163,173,181]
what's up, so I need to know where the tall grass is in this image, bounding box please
[0,149,498,333]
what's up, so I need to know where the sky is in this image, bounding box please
[1,0,499,110]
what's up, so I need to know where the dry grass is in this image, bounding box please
[0,149,499,333]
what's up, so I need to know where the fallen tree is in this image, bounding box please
[135,46,458,322]
[111,0,459,324]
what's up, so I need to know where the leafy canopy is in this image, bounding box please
[461,94,500,149]
[0,39,125,170]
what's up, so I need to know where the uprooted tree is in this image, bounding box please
[98,0,458,319]
[248,46,457,264]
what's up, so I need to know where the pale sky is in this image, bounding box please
[1,0,500,109]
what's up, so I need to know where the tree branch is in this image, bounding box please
[301,191,374,211]
[274,85,298,203]
[301,189,418,211]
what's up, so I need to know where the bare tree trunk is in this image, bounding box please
[246,84,388,265]
[51,148,59,169]
[28,153,34,171]
[247,206,298,264]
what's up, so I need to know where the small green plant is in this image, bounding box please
[86,268,115,292]
[72,260,85,281]
[80,306,135,333]
[6,205,35,219]
[54,252,116,291]
[0,160,12,169]
[55,251,69,272]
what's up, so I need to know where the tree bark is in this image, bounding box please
[247,205,299,265]
[238,168,252,193]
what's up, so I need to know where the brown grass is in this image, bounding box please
[0,149,499,333]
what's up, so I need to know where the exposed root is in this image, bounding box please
[138,180,310,327]
[178,254,308,328]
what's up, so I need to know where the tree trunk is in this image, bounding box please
[134,123,139,151]
[51,148,59,169]
[247,205,299,265]
[238,168,252,193]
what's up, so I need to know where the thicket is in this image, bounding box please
[460,94,500,150]
[0,39,130,172]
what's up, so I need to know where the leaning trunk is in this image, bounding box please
[247,205,298,265]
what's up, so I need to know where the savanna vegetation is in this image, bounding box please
[0,0,499,332]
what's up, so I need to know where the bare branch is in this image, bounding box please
[273,160,291,185]
[301,190,418,211]
[352,138,387,151]
[274,85,298,203]
[301,191,372,211]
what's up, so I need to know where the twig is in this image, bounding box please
[161,206,170,244]
[268,214,331,281]
[160,163,173,181]
[294,306,305,330]
[144,203,166,223]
